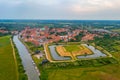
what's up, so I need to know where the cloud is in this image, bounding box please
[0,0,120,19]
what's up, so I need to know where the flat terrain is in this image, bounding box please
[56,45,93,57]
[64,45,80,52]
[111,29,120,33]
[45,63,120,80]
[0,36,18,80]
[56,46,71,57]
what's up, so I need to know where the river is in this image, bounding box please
[13,35,40,80]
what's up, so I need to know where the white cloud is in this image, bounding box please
[0,0,120,19]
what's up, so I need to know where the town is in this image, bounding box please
[19,26,119,46]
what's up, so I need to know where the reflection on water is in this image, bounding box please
[49,44,107,60]
[49,45,71,60]
[77,44,107,59]
[13,35,40,80]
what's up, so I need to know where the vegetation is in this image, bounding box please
[12,36,28,80]
[56,32,68,36]
[56,46,71,57]
[7,20,120,80]
[64,45,80,52]
[40,34,120,80]
[55,44,93,60]
[39,57,118,80]
[111,29,120,33]
[21,32,120,80]
[72,33,84,42]
[25,42,44,53]
[0,32,11,37]
[30,43,117,80]
[0,36,18,80]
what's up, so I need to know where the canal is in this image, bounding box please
[49,45,71,60]
[48,44,107,60]
[13,35,40,80]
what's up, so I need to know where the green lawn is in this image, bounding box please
[64,45,81,52]
[45,63,120,80]
[0,36,18,80]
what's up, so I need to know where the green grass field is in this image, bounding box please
[0,36,18,80]
[64,45,80,52]
[43,63,120,80]
[111,29,120,33]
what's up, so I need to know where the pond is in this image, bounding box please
[49,44,107,60]
[77,44,107,59]
[49,45,71,60]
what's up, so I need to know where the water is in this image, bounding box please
[49,45,71,60]
[77,44,107,59]
[13,35,40,80]
[49,44,107,60]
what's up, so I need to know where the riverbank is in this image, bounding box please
[13,35,40,80]
[11,36,28,80]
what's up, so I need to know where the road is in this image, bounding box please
[13,35,40,80]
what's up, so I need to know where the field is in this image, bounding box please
[0,36,18,80]
[56,45,93,57]
[111,29,120,33]
[45,63,120,80]
[64,45,81,52]
[56,46,71,57]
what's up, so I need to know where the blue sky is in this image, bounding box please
[0,0,120,20]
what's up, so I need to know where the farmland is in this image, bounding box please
[43,63,120,80]
[111,29,120,33]
[0,36,18,80]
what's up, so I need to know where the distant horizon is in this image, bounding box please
[0,19,120,21]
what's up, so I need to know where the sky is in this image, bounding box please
[0,0,120,20]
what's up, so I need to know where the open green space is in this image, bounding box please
[39,57,118,80]
[64,45,81,52]
[45,64,120,80]
[0,36,18,80]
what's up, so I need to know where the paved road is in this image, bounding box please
[13,35,40,80]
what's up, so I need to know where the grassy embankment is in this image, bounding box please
[0,35,28,80]
[0,36,18,80]
[12,36,28,80]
